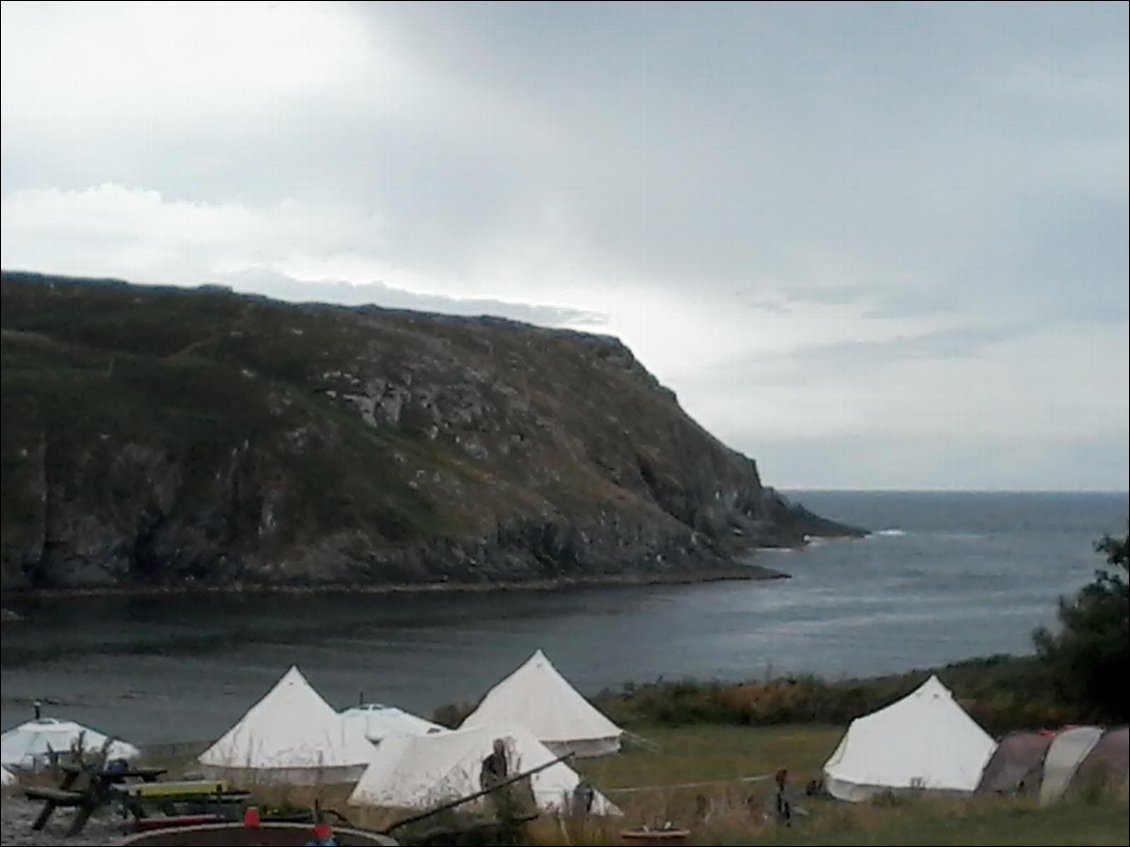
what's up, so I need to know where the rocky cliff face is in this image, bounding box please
[0,272,864,591]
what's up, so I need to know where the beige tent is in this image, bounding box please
[1038,726,1104,806]
[348,723,620,815]
[341,704,447,745]
[462,650,622,758]
[199,666,374,786]
[823,675,996,802]
[1,717,141,770]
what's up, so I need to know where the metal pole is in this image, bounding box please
[382,750,575,834]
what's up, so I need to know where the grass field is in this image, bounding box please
[127,723,1128,846]
[555,725,1128,846]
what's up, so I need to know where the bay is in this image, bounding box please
[1,490,1125,745]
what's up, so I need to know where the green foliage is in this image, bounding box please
[1033,524,1130,723]
[431,656,1071,737]
[583,656,1068,735]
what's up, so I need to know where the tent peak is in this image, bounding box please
[916,675,953,698]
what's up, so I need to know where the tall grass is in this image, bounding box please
[579,656,1073,736]
[80,721,1127,846]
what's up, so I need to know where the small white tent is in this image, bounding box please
[341,704,447,744]
[461,650,622,758]
[348,723,619,815]
[0,718,140,770]
[823,675,996,802]
[198,665,374,786]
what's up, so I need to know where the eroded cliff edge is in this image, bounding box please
[0,272,865,591]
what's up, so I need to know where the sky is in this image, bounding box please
[1,1,1127,492]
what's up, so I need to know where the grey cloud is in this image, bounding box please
[699,325,1028,387]
[6,2,1125,312]
[2,2,1126,490]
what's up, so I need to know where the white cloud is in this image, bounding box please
[0,2,386,131]
[0,183,381,282]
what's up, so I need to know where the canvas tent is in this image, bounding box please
[198,665,374,786]
[1071,726,1129,797]
[348,723,619,815]
[1038,725,1105,805]
[823,675,996,802]
[977,725,1128,801]
[1,765,16,787]
[461,650,622,758]
[975,731,1054,795]
[341,703,447,744]
[0,717,140,770]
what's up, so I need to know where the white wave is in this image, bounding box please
[872,529,906,537]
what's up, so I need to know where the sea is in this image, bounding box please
[0,490,1125,746]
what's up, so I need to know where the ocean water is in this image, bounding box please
[0,490,1125,745]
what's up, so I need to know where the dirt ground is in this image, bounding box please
[0,793,124,846]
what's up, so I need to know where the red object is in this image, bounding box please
[242,806,261,828]
[314,822,333,838]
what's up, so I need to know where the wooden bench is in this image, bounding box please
[111,780,251,822]
[25,787,87,807]
[26,785,102,836]
[121,779,228,798]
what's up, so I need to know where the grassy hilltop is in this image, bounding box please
[0,271,860,591]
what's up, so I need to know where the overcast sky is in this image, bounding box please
[2,2,1127,491]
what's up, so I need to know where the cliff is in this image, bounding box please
[0,271,864,591]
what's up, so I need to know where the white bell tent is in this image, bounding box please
[1,717,140,770]
[198,665,374,786]
[823,675,997,802]
[348,722,619,815]
[341,703,447,744]
[461,649,622,758]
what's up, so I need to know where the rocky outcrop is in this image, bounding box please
[0,272,865,591]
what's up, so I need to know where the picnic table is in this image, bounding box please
[26,763,167,836]
[26,764,253,837]
[112,778,252,829]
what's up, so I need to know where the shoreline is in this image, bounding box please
[0,564,787,604]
